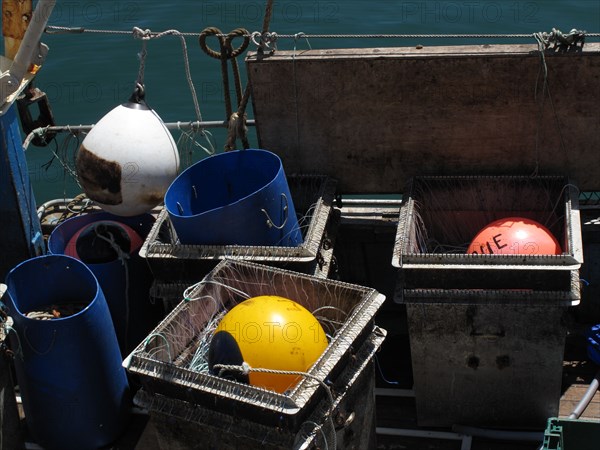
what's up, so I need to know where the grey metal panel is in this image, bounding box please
[247,43,600,193]
[406,301,567,428]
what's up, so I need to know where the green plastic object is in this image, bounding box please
[542,417,600,450]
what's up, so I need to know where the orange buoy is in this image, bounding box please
[208,295,329,393]
[467,217,561,255]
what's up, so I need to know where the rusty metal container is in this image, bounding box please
[402,286,578,428]
[393,175,582,427]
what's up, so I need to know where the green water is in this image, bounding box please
[3,0,599,203]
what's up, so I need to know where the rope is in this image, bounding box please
[213,362,337,450]
[530,29,579,177]
[225,0,275,148]
[1,324,24,361]
[199,27,251,150]
[198,27,250,119]
[533,28,587,50]
[46,26,600,40]
[1,309,23,360]
[39,128,83,194]
[132,27,215,156]
[257,0,275,57]
[56,192,94,224]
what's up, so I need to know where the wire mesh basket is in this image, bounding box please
[124,259,385,430]
[392,175,583,293]
[139,175,337,282]
[133,329,383,450]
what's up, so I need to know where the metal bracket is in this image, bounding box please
[16,84,56,146]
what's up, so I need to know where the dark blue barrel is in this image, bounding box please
[164,149,303,246]
[4,255,130,450]
[47,212,159,356]
[587,324,600,365]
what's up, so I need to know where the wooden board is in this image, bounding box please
[2,0,32,60]
[247,43,600,193]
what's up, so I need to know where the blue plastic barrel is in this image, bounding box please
[164,149,303,246]
[587,324,600,365]
[4,255,130,450]
[47,212,159,356]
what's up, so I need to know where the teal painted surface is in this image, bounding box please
[0,105,44,281]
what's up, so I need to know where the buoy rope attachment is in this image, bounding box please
[132,27,215,156]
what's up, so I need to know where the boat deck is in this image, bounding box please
[374,319,600,449]
[15,201,600,450]
[96,310,598,450]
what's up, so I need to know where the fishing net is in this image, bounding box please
[392,175,583,297]
[394,175,581,265]
[124,259,384,433]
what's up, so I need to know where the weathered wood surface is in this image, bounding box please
[247,43,600,193]
[2,0,32,60]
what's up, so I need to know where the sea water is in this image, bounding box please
[1,0,598,203]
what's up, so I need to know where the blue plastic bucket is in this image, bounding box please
[164,149,303,246]
[4,255,130,450]
[47,212,159,356]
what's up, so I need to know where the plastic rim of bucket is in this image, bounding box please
[164,148,303,246]
[64,220,144,263]
[4,254,130,450]
[47,212,152,260]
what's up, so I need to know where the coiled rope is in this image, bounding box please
[198,27,251,150]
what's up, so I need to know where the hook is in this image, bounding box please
[261,193,289,230]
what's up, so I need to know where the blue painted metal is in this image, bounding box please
[4,254,131,450]
[0,103,45,281]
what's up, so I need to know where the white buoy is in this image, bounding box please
[76,85,180,216]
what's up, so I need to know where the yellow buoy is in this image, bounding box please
[209,295,329,393]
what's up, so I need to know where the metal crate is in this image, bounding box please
[403,283,579,428]
[393,175,583,295]
[134,332,382,450]
[124,260,385,431]
[139,175,337,282]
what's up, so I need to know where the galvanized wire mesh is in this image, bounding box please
[393,175,582,268]
[141,175,336,262]
[125,259,384,426]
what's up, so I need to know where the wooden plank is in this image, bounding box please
[2,0,32,60]
[248,43,600,193]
